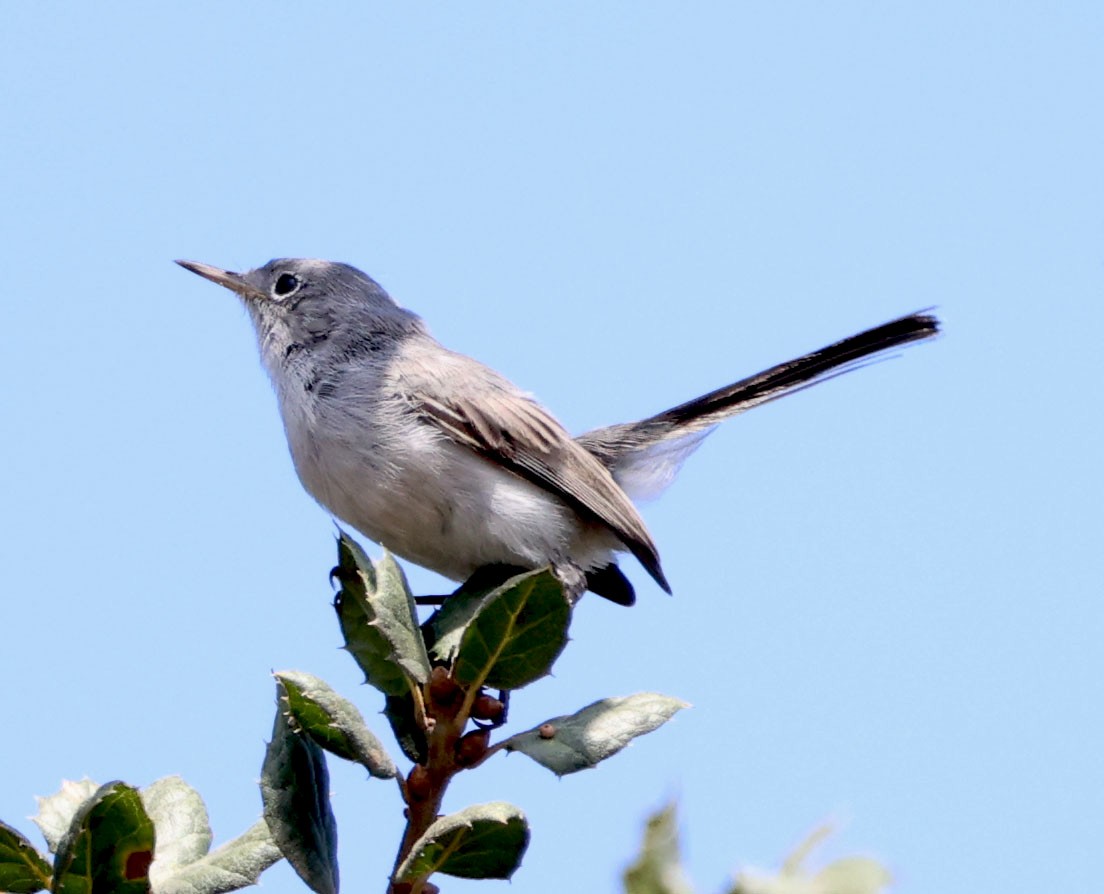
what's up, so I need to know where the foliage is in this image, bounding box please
[257,531,687,893]
[623,804,892,894]
[1,777,279,894]
[3,531,891,894]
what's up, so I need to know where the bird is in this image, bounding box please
[176,258,938,605]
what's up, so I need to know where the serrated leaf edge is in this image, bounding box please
[396,804,526,883]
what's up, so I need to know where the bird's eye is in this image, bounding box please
[273,273,301,298]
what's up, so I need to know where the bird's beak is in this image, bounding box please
[175,259,264,300]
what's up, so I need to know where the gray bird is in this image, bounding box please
[176,258,938,605]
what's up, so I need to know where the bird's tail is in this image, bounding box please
[577,310,940,499]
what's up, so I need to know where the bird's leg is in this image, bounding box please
[554,561,589,604]
[415,563,531,605]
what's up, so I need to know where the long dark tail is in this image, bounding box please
[579,310,940,467]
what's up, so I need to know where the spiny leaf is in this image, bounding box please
[260,691,338,894]
[33,780,99,855]
[334,580,408,697]
[502,693,689,776]
[395,802,528,884]
[452,569,570,691]
[52,781,155,894]
[333,533,430,694]
[0,820,51,894]
[275,670,397,779]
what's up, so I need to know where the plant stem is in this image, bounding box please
[388,672,473,892]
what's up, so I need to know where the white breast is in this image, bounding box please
[279,381,617,581]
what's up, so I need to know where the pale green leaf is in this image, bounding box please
[141,777,212,885]
[503,693,688,775]
[260,693,338,894]
[152,821,281,894]
[623,802,693,894]
[276,670,397,779]
[33,780,99,854]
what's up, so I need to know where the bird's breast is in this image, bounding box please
[281,401,606,579]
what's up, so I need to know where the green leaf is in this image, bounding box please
[151,820,281,894]
[452,569,570,691]
[424,574,504,663]
[395,802,528,884]
[52,781,155,894]
[384,693,428,764]
[334,575,409,697]
[728,825,892,894]
[622,802,694,894]
[502,693,689,776]
[0,820,52,893]
[140,777,212,883]
[275,670,397,779]
[333,533,430,694]
[260,691,338,894]
[33,780,100,854]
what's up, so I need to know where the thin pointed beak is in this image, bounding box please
[175,259,264,300]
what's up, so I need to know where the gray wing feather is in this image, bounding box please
[402,351,669,591]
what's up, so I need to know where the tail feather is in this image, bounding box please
[578,310,940,481]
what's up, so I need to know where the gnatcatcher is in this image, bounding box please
[177,258,938,604]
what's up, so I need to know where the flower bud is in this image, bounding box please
[471,694,505,723]
[455,728,490,766]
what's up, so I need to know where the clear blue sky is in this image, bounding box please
[2,4,1101,893]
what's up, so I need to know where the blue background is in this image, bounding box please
[2,4,1101,892]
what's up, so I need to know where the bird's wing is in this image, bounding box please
[401,352,669,592]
